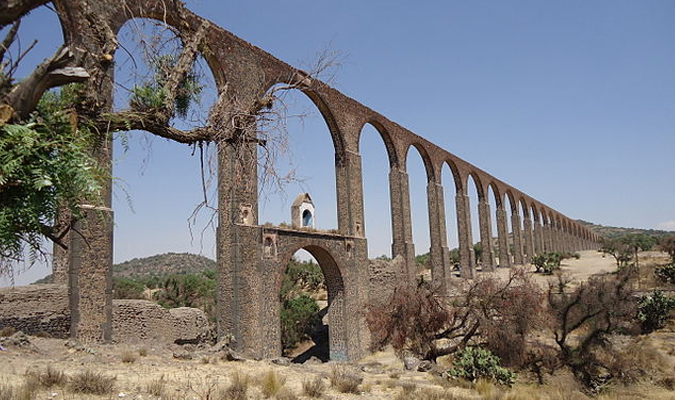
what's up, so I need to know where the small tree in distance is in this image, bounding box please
[659,234,675,264]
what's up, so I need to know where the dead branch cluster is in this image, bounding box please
[368,266,655,390]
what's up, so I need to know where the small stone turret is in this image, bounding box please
[291,193,315,229]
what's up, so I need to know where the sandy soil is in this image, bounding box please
[490,249,618,287]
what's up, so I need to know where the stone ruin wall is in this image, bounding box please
[0,285,210,344]
[0,284,70,338]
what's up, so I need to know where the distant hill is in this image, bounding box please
[114,252,216,279]
[578,220,674,239]
[33,252,216,283]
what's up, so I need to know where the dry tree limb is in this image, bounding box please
[5,46,90,120]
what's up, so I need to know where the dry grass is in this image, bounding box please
[275,388,298,400]
[329,365,362,394]
[475,378,498,399]
[145,375,167,397]
[121,349,137,363]
[259,370,286,398]
[68,370,115,395]
[222,371,250,400]
[138,347,148,357]
[302,376,326,398]
[25,366,67,389]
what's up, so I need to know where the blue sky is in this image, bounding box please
[3,1,675,285]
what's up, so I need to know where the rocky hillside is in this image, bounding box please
[578,220,673,239]
[34,252,216,283]
[113,252,216,279]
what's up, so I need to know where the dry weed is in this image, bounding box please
[121,350,137,363]
[329,365,362,394]
[302,376,326,398]
[222,371,249,400]
[68,370,115,395]
[0,327,16,337]
[475,378,498,399]
[275,388,298,400]
[34,365,68,389]
[259,370,286,398]
[145,375,166,397]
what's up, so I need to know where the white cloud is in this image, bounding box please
[657,220,675,231]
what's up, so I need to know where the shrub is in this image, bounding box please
[275,388,298,400]
[121,350,137,363]
[329,365,362,394]
[637,290,675,333]
[153,272,216,319]
[531,252,562,274]
[280,294,319,350]
[446,347,515,386]
[302,376,326,398]
[113,277,146,299]
[655,264,675,285]
[546,268,641,389]
[660,234,675,263]
[68,370,115,395]
[222,372,249,400]
[31,366,66,388]
[145,376,166,397]
[259,370,285,398]
[0,326,16,337]
[369,269,543,363]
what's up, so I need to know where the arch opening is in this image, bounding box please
[278,246,346,363]
[256,86,338,231]
[360,123,393,259]
[406,145,432,270]
[467,174,482,267]
[442,164,459,269]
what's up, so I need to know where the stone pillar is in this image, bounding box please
[216,133,262,356]
[456,193,475,278]
[68,206,113,342]
[543,221,552,252]
[511,213,524,265]
[552,226,560,253]
[533,219,544,255]
[336,150,365,238]
[427,182,452,291]
[52,208,71,285]
[496,206,510,268]
[523,217,534,263]
[478,199,495,271]
[389,168,415,284]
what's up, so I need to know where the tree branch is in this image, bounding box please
[98,111,214,144]
[5,46,90,120]
[0,0,50,29]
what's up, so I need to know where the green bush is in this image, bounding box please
[153,272,216,319]
[281,294,319,349]
[531,252,562,274]
[655,264,675,285]
[446,347,515,386]
[281,259,325,299]
[637,290,675,333]
[113,277,146,299]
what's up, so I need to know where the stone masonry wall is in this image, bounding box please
[0,285,210,344]
[113,300,211,344]
[0,284,70,338]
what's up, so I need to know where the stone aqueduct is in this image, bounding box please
[32,1,601,361]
